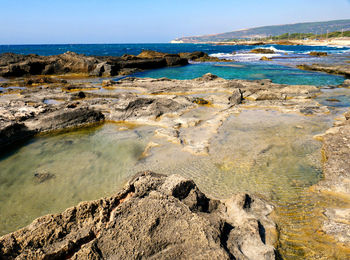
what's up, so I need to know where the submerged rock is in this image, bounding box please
[33,171,55,184]
[0,172,277,259]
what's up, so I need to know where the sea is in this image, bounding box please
[1,43,349,85]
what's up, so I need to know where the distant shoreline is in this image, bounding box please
[171,37,350,47]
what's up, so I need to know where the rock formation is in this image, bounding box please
[309,51,328,56]
[297,64,350,78]
[0,172,277,260]
[0,51,188,78]
[313,111,350,247]
[250,48,275,54]
[0,74,327,154]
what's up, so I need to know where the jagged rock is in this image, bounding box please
[0,172,276,260]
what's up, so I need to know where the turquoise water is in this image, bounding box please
[1,43,348,56]
[1,43,347,86]
[132,62,345,86]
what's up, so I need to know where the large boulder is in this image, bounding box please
[0,172,277,260]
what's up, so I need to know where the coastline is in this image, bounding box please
[171,37,350,47]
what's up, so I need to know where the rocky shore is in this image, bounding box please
[297,63,350,78]
[0,51,227,79]
[0,51,189,78]
[2,50,350,258]
[0,172,277,259]
[0,74,326,154]
[312,110,350,247]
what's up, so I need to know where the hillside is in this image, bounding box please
[172,19,350,43]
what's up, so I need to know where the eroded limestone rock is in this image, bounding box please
[0,172,276,260]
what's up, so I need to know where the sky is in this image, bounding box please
[0,0,350,44]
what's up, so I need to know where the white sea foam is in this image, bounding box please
[210,52,282,62]
[210,53,236,60]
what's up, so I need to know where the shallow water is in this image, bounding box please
[317,87,350,108]
[0,106,347,257]
[132,62,345,86]
[0,123,156,235]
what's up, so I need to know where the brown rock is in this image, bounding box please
[250,48,275,54]
[309,51,328,56]
[0,172,276,260]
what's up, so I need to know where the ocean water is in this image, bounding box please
[1,43,347,108]
[0,43,349,57]
[1,43,347,86]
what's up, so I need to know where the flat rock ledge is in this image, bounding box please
[297,64,350,78]
[0,74,327,154]
[313,110,350,246]
[0,172,277,260]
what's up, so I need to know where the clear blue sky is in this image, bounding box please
[1,0,349,44]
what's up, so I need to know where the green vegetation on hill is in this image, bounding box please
[251,31,350,41]
[174,19,350,43]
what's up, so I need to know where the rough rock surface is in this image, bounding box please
[0,74,328,154]
[313,111,350,246]
[0,51,188,78]
[0,172,276,260]
[297,63,350,78]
